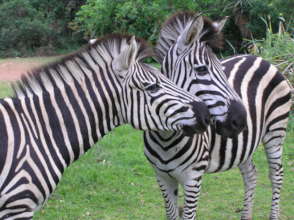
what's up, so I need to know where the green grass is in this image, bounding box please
[0,76,293,219]
[0,56,62,65]
[32,125,292,220]
[0,82,13,97]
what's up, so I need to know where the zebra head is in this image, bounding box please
[156,12,247,137]
[112,36,210,134]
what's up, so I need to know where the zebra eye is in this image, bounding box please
[195,65,208,75]
[144,83,161,93]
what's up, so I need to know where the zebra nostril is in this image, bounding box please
[231,119,239,129]
[172,106,190,115]
[200,112,210,129]
[231,120,239,130]
[204,117,210,126]
[231,118,245,130]
[189,101,210,128]
[227,100,247,132]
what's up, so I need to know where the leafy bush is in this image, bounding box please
[73,0,293,54]
[0,0,85,57]
[73,0,166,42]
[1,0,292,57]
[0,0,51,56]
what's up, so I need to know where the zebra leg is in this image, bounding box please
[156,171,179,220]
[239,159,257,220]
[263,134,285,220]
[182,176,202,220]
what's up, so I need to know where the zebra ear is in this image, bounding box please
[177,15,204,52]
[112,36,138,78]
[212,16,228,33]
[89,38,97,44]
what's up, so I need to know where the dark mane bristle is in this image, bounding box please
[88,33,154,61]
[28,33,153,78]
[161,11,195,31]
[12,33,154,97]
[155,11,225,62]
[164,11,224,49]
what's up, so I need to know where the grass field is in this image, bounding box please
[0,69,293,219]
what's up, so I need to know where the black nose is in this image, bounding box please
[191,101,210,130]
[182,102,210,136]
[227,100,247,132]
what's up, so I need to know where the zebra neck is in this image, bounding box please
[19,86,122,167]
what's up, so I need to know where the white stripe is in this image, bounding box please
[26,96,65,174]
[58,63,89,156]
[240,57,263,161]
[227,57,246,86]
[0,100,15,189]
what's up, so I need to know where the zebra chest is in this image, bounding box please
[147,145,188,172]
[206,131,260,173]
[145,135,209,174]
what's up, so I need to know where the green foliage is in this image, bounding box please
[0,0,51,56]
[73,0,293,54]
[0,0,85,57]
[73,0,227,43]
[1,0,292,57]
[251,29,293,68]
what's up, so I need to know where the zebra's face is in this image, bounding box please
[112,37,210,134]
[119,65,211,134]
[162,16,247,137]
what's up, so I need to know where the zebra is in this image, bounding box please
[144,12,292,220]
[0,34,212,219]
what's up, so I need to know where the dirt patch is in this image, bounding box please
[0,61,42,81]
[0,57,60,81]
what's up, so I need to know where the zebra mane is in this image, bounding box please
[12,34,154,97]
[155,11,225,63]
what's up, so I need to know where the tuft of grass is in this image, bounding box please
[0,82,13,97]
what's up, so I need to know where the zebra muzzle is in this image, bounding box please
[181,101,210,136]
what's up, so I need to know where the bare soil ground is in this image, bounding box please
[0,61,40,81]
[0,57,60,81]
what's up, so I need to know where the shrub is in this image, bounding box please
[73,0,293,53]
[0,0,85,57]
[0,0,53,56]
[72,0,230,43]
